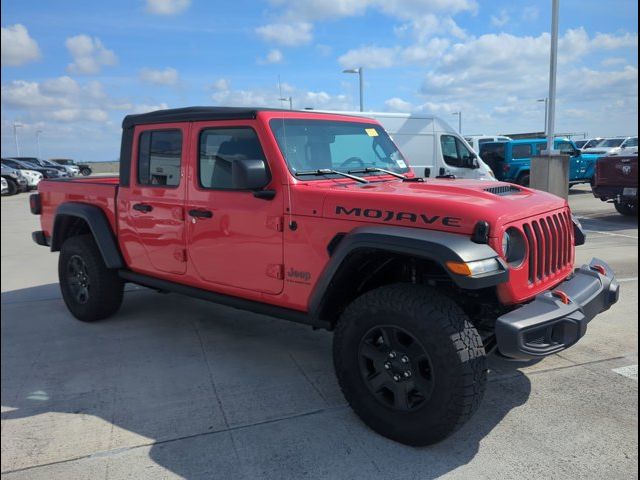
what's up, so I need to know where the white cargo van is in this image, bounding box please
[316,111,496,180]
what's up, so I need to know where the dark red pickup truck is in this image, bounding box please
[591,154,638,216]
[30,107,619,445]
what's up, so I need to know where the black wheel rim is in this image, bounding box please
[66,255,90,304]
[358,325,434,411]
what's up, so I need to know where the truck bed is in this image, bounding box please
[37,176,120,240]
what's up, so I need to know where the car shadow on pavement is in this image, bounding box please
[577,211,638,232]
[2,285,532,479]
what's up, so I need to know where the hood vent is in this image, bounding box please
[484,185,522,196]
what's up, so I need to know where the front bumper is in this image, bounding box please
[495,258,619,359]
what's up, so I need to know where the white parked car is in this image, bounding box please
[574,137,604,150]
[606,136,638,156]
[1,177,8,195]
[584,137,635,155]
[464,135,512,154]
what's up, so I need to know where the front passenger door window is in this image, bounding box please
[441,135,475,171]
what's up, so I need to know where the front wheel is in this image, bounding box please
[4,178,18,195]
[80,167,92,176]
[333,284,487,446]
[614,200,638,216]
[59,234,124,322]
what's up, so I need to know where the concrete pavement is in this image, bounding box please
[1,185,637,479]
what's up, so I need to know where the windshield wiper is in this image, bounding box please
[347,167,408,180]
[295,169,369,184]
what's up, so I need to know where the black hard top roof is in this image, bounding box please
[121,106,316,129]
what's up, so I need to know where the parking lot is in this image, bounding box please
[1,186,637,479]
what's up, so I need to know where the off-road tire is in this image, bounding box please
[333,284,487,446]
[59,234,124,322]
[614,200,638,216]
[517,172,530,187]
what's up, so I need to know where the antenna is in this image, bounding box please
[277,75,295,229]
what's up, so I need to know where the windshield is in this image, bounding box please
[599,138,625,148]
[269,119,409,177]
[623,137,638,148]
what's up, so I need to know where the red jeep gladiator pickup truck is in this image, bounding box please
[31,107,619,446]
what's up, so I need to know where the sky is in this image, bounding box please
[1,0,638,161]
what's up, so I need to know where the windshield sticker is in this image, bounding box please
[396,159,407,168]
[365,128,378,137]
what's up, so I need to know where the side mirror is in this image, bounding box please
[232,158,270,190]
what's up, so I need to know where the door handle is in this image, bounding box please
[133,203,153,213]
[188,209,213,219]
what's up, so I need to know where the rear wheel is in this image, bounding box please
[614,200,638,216]
[333,284,487,446]
[59,234,124,322]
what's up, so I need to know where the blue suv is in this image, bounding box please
[479,138,600,186]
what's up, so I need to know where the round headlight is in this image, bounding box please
[503,228,527,267]
[502,231,510,257]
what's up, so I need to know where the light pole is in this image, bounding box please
[537,98,548,135]
[545,0,560,153]
[13,121,23,156]
[36,130,43,158]
[279,96,293,110]
[343,67,363,111]
[451,111,462,134]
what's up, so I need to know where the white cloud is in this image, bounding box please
[338,46,398,69]
[65,35,117,74]
[258,49,284,64]
[385,97,413,112]
[255,22,313,46]
[490,10,510,27]
[211,78,230,91]
[139,67,179,86]
[256,0,475,44]
[210,80,352,110]
[338,37,450,68]
[145,0,190,15]
[1,24,41,66]
[601,57,627,67]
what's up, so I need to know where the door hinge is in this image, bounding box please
[266,216,284,232]
[266,264,284,279]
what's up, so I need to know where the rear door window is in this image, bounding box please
[137,130,182,187]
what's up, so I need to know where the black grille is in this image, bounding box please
[522,211,573,284]
[484,185,522,196]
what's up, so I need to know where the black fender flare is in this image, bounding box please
[308,225,508,323]
[51,202,124,269]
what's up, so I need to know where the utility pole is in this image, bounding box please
[279,96,293,110]
[537,98,548,134]
[36,130,43,158]
[452,112,462,134]
[546,0,559,153]
[13,121,23,156]
[343,67,364,111]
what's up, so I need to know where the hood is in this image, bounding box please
[312,178,567,236]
